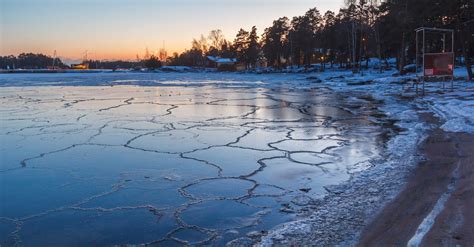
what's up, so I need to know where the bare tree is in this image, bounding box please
[208,29,226,50]
[158,48,167,62]
[192,34,209,54]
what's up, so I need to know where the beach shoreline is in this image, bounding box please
[227,71,474,246]
[359,112,474,246]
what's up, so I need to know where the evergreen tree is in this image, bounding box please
[0,53,67,69]
[144,55,162,69]
[234,28,250,65]
[168,0,473,78]
[246,26,260,68]
[262,17,290,68]
[289,8,322,66]
[220,40,236,58]
[321,11,337,68]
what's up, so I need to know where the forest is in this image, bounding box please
[169,0,473,79]
[0,53,68,70]
[1,0,472,79]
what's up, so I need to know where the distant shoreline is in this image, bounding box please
[0,69,115,74]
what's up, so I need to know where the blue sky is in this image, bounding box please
[0,0,344,60]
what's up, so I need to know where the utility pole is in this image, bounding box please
[95,52,98,69]
[52,50,57,69]
[290,32,293,66]
[159,40,167,62]
[352,21,357,73]
[83,50,89,69]
[145,47,150,60]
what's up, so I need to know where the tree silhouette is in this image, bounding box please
[262,17,290,68]
[144,55,162,70]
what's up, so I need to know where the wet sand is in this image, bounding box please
[358,113,474,246]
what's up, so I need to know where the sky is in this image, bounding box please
[0,0,344,62]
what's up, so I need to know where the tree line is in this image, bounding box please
[169,0,473,79]
[2,0,471,78]
[85,56,163,70]
[0,53,68,70]
[0,53,164,70]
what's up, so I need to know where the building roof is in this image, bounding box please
[207,56,238,63]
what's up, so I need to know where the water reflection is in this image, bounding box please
[0,82,392,246]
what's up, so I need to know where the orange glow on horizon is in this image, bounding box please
[1,43,191,62]
[1,0,344,62]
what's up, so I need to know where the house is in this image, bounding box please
[206,56,238,71]
[256,57,268,68]
[70,63,89,70]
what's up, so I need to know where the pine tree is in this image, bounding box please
[321,11,337,68]
[262,17,290,68]
[234,28,250,66]
[247,26,260,68]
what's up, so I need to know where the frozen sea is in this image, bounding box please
[0,72,399,246]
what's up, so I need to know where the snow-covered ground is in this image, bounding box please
[316,67,474,135]
[423,81,474,133]
[246,67,474,246]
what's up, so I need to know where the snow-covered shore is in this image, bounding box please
[423,84,474,133]
[232,68,474,246]
[223,70,423,245]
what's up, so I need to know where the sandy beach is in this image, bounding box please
[359,112,474,246]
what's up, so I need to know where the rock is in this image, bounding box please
[324,186,345,194]
[306,76,323,83]
[246,230,267,238]
[347,80,373,86]
[299,188,312,193]
[280,204,296,213]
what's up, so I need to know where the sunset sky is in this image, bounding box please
[0,0,344,62]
